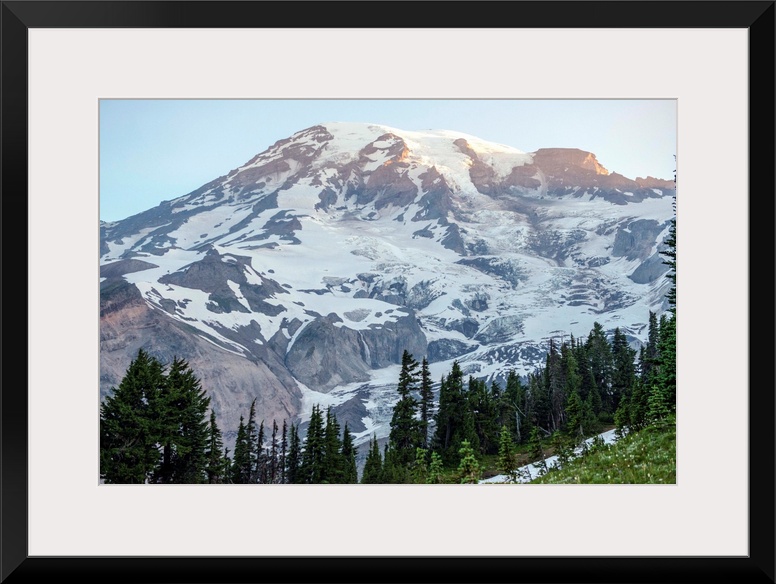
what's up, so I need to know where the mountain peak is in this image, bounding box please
[100,122,676,449]
[531,148,610,176]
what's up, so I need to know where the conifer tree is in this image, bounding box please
[361,434,383,484]
[322,407,344,483]
[411,447,429,484]
[661,212,677,315]
[641,311,660,386]
[230,415,251,484]
[280,419,288,484]
[456,440,481,484]
[256,420,267,484]
[381,443,410,484]
[526,368,550,436]
[340,423,359,483]
[427,451,444,484]
[545,340,567,432]
[388,350,423,468]
[245,400,259,483]
[419,357,434,447]
[501,370,526,443]
[300,405,325,483]
[586,322,615,415]
[205,410,226,484]
[655,314,676,410]
[152,356,211,484]
[611,327,637,413]
[432,361,478,466]
[286,423,301,484]
[100,349,165,484]
[269,419,279,484]
[497,425,518,483]
[564,389,587,444]
[528,426,548,474]
[468,376,498,455]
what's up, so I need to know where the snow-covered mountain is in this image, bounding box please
[100,122,675,448]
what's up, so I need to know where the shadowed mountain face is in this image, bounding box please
[100,122,675,447]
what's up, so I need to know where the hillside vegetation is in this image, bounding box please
[530,419,676,484]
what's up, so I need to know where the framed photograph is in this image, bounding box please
[4,1,773,583]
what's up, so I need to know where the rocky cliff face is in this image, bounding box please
[100,122,675,447]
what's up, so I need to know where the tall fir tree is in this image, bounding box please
[611,327,637,414]
[360,434,383,484]
[419,357,434,447]
[586,322,614,415]
[230,415,251,484]
[205,410,226,484]
[151,356,210,484]
[322,407,344,483]
[497,425,519,483]
[300,404,325,483]
[654,314,676,415]
[256,420,267,484]
[100,349,165,484]
[387,350,424,468]
[269,419,279,484]
[280,419,288,484]
[340,423,359,483]
[244,400,259,483]
[286,423,301,484]
[431,361,479,466]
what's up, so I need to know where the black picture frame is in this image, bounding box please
[2,2,774,583]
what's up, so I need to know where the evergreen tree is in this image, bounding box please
[545,340,567,432]
[564,389,588,444]
[586,322,614,415]
[655,313,677,411]
[501,370,527,443]
[381,443,410,484]
[245,399,259,483]
[388,350,423,468]
[151,356,210,484]
[468,376,499,455]
[647,381,674,424]
[427,451,444,484]
[411,447,429,484]
[527,369,550,436]
[661,213,677,315]
[497,425,518,483]
[280,419,288,484]
[456,440,481,484]
[641,311,660,387]
[528,426,548,474]
[340,423,359,483]
[286,423,301,484]
[360,434,383,484]
[322,407,344,483]
[431,361,478,466]
[269,419,279,484]
[256,420,267,484]
[300,405,325,484]
[205,410,226,484]
[419,357,434,447]
[230,415,251,484]
[611,327,637,414]
[100,349,165,484]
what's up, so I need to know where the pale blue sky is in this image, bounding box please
[99,99,676,222]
